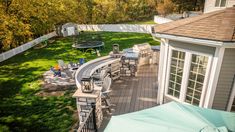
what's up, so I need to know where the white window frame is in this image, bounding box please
[165,46,213,107]
[165,47,185,102]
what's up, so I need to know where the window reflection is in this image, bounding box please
[186,54,208,106]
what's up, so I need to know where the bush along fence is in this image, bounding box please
[0,32,57,62]
[76,24,155,34]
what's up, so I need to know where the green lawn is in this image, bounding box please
[0,32,159,131]
[122,20,156,24]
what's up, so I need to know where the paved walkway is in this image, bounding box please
[99,64,158,131]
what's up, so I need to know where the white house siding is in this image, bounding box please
[162,40,216,103]
[204,0,235,13]
[212,48,235,110]
[228,0,235,7]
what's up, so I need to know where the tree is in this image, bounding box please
[0,0,159,52]
[172,0,205,13]
[157,0,175,16]
[0,0,80,52]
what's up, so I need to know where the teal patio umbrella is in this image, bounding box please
[104,102,235,132]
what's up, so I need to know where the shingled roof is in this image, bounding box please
[153,7,235,42]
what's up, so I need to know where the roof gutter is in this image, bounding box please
[152,33,235,48]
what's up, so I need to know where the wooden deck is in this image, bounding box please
[99,64,158,131]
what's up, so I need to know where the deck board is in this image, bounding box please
[99,64,158,131]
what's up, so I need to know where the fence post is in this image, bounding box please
[91,103,97,132]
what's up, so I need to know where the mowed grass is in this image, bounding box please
[0,32,159,131]
[122,19,156,24]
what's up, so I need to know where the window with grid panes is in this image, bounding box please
[185,54,208,105]
[168,50,185,98]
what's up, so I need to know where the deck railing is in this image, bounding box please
[74,103,97,132]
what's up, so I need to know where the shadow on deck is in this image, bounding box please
[99,64,159,131]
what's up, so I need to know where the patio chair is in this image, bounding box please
[93,69,108,80]
[57,60,67,70]
[63,68,75,78]
[101,76,115,114]
[68,61,79,70]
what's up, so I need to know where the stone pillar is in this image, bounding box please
[74,90,103,128]
[120,58,138,77]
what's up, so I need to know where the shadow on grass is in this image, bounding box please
[0,94,76,132]
[0,66,43,99]
[0,79,22,99]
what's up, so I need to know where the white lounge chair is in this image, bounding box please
[57,60,67,70]
[101,76,115,114]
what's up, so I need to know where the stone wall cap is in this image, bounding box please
[72,89,100,98]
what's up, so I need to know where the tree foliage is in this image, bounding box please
[0,0,158,52]
[157,0,175,16]
[157,0,204,16]
[0,0,80,52]
[0,0,204,52]
[171,0,205,13]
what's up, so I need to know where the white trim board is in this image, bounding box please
[164,46,174,101]
[157,39,169,104]
[157,42,164,104]
[200,55,213,107]
[203,47,225,108]
[180,52,191,103]
[153,33,235,48]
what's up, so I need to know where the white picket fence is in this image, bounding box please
[77,24,155,34]
[0,32,57,62]
[0,24,158,62]
[154,16,173,24]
